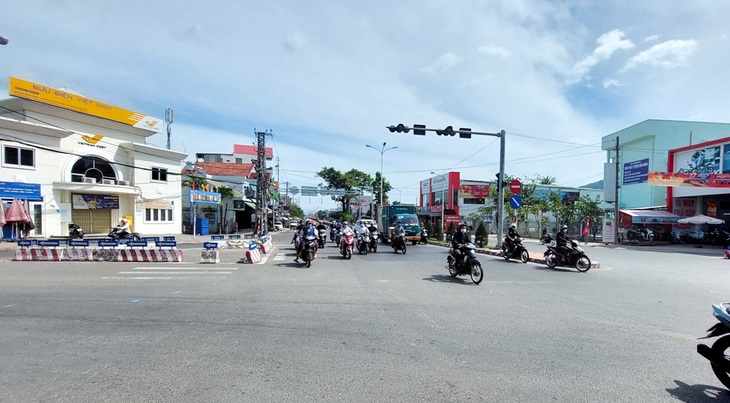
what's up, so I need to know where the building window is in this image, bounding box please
[145,208,173,222]
[3,145,35,168]
[152,167,168,182]
[70,156,116,183]
[463,198,486,205]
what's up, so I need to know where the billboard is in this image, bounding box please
[674,145,721,175]
[623,158,649,185]
[9,77,163,132]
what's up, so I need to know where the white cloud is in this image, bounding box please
[622,39,698,71]
[422,52,462,73]
[603,78,625,88]
[569,29,635,84]
[644,35,660,42]
[477,44,510,58]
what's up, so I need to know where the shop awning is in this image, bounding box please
[245,201,256,209]
[620,209,682,224]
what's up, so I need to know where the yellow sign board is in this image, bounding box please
[8,77,163,132]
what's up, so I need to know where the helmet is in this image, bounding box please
[121,218,128,223]
[342,221,349,227]
[561,225,568,231]
[458,223,467,229]
[397,220,402,224]
[510,223,516,229]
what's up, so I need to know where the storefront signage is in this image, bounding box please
[623,158,649,185]
[9,77,163,133]
[648,172,730,188]
[459,184,489,198]
[675,145,721,175]
[190,190,221,205]
[72,194,119,209]
[0,181,41,200]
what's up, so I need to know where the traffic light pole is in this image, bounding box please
[387,125,506,247]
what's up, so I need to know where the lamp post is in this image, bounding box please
[0,36,8,46]
[431,171,446,240]
[366,142,398,224]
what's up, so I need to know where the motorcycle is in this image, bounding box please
[317,228,327,248]
[698,303,730,390]
[543,239,591,272]
[369,231,379,253]
[300,234,318,268]
[627,227,654,242]
[108,227,141,241]
[357,232,370,255]
[391,234,407,254]
[419,228,429,244]
[501,237,529,263]
[68,222,85,239]
[333,228,342,246]
[340,232,354,259]
[446,242,484,284]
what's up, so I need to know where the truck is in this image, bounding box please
[379,205,422,245]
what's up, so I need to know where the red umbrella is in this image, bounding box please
[5,199,30,223]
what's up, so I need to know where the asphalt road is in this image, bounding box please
[1,232,729,402]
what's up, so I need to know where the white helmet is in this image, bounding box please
[510,223,516,229]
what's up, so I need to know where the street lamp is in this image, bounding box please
[366,142,398,223]
[0,36,8,46]
[431,171,446,240]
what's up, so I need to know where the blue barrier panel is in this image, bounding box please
[127,241,149,248]
[211,235,224,240]
[228,234,241,240]
[142,237,160,243]
[163,236,176,241]
[157,241,177,248]
[248,241,258,250]
[37,240,61,247]
[203,242,219,249]
[244,234,256,239]
[69,240,90,247]
[98,240,120,248]
[17,240,33,247]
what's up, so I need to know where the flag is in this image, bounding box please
[582,219,590,236]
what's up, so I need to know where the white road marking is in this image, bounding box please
[117,271,234,275]
[132,266,238,271]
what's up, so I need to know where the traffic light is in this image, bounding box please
[413,124,426,136]
[436,126,455,136]
[459,128,472,139]
[388,123,410,133]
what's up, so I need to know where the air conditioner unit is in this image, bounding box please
[117,180,129,186]
[83,177,97,184]
[101,179,115,185]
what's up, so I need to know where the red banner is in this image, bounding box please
[647,172,730,188]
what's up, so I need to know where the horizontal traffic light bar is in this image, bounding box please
[386,124,503,139]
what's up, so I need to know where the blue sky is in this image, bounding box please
[2,1,728,215]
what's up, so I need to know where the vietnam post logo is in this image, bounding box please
[81,134,104,144]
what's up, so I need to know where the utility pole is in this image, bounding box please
[254,130,272,235]
[614,136,620,243]
[165,108,173,150]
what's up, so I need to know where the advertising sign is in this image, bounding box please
[675,146,721,175]
[603,218,615,243]
[189,190,221,204]
[0,181,42,200]
[9,77,163,133]
[459,184,489,198]
[72,194,119,209]
[647,172,730,188]
[623,158,649,185]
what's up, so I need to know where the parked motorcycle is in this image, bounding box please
[340,232,354,259]
[301,234,318,268]
[369,231,379,253]
[697,302,730,389]
[543,239,591,272]
[391,234,407,254]
[501,237,529,263]
[68,222,85,239]
[317,228,327,248]
[419,228,429,244]
[357,232,370,255]
[108,227,142,241]
[446,242,484,284]
[627,227,654,242]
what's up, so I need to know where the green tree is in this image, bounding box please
[289,204,304,219]
[546,191,576,232]
[371,172,392,206]
[425,221,434,240]
[446,221,456,240]
[576,195,604,240]
[475,222,488,247]
[317,167,373,214]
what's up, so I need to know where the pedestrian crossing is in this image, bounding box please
[102,264,239,280]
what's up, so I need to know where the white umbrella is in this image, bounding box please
[677,214,725,225]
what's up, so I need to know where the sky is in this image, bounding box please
[2,1,729,216]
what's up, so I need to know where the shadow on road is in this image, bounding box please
[422,274,477,285]
[665,380,729,402]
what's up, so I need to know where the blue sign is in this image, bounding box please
[37,240,61,247]
[98,240,119,247]
[0,182,41,200]
[510,195,523,209]
[203,242,219,249]
[126,241,149,248]
[623,158,650,185]
[17,240,33,247]
[157,241,177,248]
[68,240,90,247]
[72,194,120,209]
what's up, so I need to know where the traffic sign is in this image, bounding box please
[510,195,523,209]
[509,179,522,194]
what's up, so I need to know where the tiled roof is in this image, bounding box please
[181,162,254,177]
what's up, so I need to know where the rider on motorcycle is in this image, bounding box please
[113,218,130,238]
[294,221,317,262]
[339,221,355,250]
[556,224,571,259]
[451,223,471,264]
[392,220,406,245]
[505,223,520,253]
